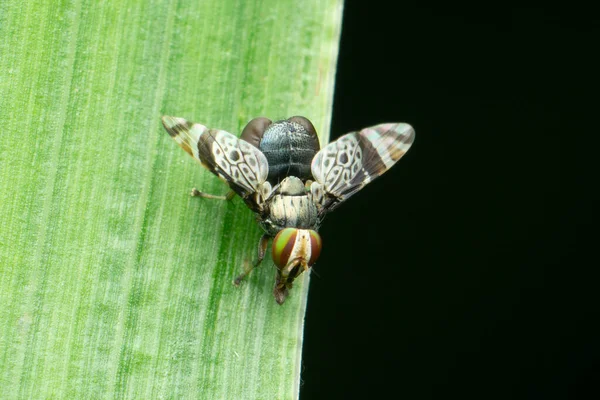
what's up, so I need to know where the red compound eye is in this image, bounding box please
[307,230,322,265]
[271,228,322,269]
[272,228,298,269]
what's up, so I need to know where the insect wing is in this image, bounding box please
[311,123,414,205]
[161,116,269,198]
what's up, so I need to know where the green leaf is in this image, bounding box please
[0,0,342,398]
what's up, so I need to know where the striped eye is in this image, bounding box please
[271,228,322,269]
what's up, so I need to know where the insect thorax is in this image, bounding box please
[259,177,320,236]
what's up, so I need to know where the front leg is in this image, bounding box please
[191,188,235,200]
[233,234,270,285]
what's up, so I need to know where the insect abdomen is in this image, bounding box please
[260,126,318,183]
[241,117,320,184]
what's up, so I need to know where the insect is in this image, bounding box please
[161,115,414,304]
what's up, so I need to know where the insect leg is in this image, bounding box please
[190,188,235,201]
[233,234,269,286]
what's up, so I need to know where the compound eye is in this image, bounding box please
[271,228,322,269]
[307,230,322,265]
[272,228,298,269]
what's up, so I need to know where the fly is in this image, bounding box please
[161,116,414,304]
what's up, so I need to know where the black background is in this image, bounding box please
[301,2,597,399]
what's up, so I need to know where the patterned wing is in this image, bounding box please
[311,123,414,210]
[161,116,270,200]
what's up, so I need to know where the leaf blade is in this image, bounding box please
[0,0,343,398]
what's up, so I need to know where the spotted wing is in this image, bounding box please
[311,123,414,210]
[161,116,269,200]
